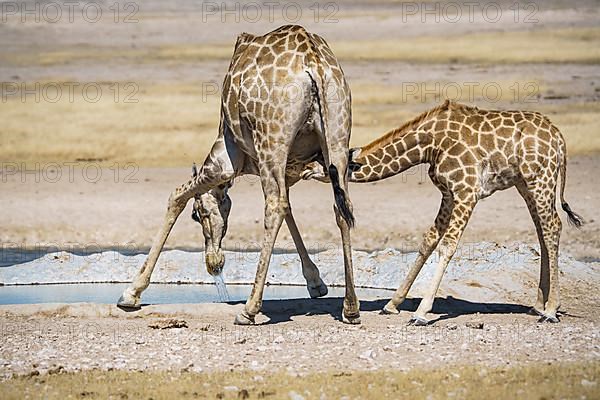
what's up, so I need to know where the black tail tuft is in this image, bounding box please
[562,202,584,228]
[328,165,355,228]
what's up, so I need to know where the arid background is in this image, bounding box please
[1,0,600,398]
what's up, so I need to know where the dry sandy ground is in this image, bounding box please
[0,295,599,379]
[1,156,598,261]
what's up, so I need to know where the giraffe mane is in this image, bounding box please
[358,100,470,155]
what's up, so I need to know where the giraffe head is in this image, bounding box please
[301,148,363,182]
[191,165,231,276]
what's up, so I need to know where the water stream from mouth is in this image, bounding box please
[213,274,231,302]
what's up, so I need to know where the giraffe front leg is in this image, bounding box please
[118,137,241,309]
[285,209,328,298]
[117,189,191,309]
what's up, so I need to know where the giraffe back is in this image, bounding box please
[426,101,565,197]
[219,25,351,170]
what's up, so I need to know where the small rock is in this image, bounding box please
[581,379,597,387]
[288,391,305,400]
[359,349,375,360]
[48,365,64,375]
[224,386,239,392]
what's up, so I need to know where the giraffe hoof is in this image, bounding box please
[528,307,544,317]
[117,289,141,310]
[307,280,328,298]
[342,312,361,325]
[538,314,559,323]
[381,301,400,315]
[408,316,429,326]
[234,311,255,326]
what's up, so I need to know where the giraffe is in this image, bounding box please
[117,25,362,325]
[302,100,583,325]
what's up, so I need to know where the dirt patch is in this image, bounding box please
[148,318,189,329]
[0,299,598,380]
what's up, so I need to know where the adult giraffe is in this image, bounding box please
[117,25,361,325]
[302,100,583,325]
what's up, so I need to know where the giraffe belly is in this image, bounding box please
[285,126,322,179]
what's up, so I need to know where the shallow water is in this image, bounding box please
[0,283,393,305]
[213,275,230,302]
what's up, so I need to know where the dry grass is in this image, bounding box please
[2,78,598,167]
[332,28,600,64]
[351,78,547,106]
[2,27,599,67]
[1,362,598,399]
[542,103,600,155]
[0,82,221,166]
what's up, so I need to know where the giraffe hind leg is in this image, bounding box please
[516,183,549,317]
[235,163,290,325]
[519,180,562,323]
[285,208,328,298]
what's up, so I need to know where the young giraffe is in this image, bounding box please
[117,25,362,325]
[302,100,583,325]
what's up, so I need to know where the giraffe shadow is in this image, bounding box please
[253,295,531,325]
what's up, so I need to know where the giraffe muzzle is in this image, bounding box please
[205,249,225,276]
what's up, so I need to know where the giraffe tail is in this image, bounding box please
[306,70,355,228]
[558,138,584,228]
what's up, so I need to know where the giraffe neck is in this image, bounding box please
[348,101,454,182]
[350,131,433,182]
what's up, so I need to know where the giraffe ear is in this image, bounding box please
[192,162,198,177]
[349,147,361,160]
